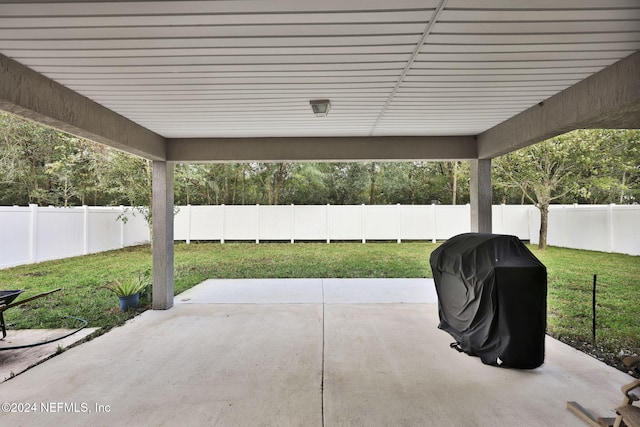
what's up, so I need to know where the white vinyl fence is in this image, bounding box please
[173,204,531,244]
[529,204,640,255]
[1,203,638,269]
[0,205,150,269]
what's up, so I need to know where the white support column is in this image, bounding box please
[152,161,175,310]
[470,159,492,233]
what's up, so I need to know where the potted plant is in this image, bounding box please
[106,273,151,311]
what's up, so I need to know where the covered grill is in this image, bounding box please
[430,233,547,369]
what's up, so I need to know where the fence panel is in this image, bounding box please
[3,203,639,269]
[529,205,640,255]
[365,205,400,241]
[435,205,470,240]
[89,208,124,253]
[564,207,609,251]
[293,205,327,241]
[328,205,363,241]
[0,205,149,269]
[36,207,84,261]
[399,205,435,241]
[492,205,532,239]
[224,205,259,241]
[259,205,293,241]
[0,206,31,268]
[117,209,150,247]
[175,205,223,241]
[612,206,640,255]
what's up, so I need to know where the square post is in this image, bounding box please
[152,161,175,310]
[470,159,492,233]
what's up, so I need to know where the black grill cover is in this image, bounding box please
[430,233,547,368]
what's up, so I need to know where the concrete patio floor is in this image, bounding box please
[0,327,98,382]
[0,278,634,426]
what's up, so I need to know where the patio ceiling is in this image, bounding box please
[0,0,639,161]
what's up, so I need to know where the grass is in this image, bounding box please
[532,246,640,354]
[0,241,638,363]
[0,242,431,331]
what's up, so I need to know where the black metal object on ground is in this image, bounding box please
[0,288,61,339]
[430,233,547,369]
[0,290,24,339]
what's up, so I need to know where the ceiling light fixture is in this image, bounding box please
[310,99,330,117]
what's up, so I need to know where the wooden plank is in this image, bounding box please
[567,401,601,427]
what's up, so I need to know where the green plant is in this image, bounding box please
[106,273,151,297]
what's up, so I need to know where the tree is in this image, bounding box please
[571,129,640,204]
[98,150,153,224]
[321,163,369,205]
[0,113,58,205]
[46,138,105,206]
[366,163,380,204]
[285,163,328,204]
[0,113,113,207]
[495,133,589,249]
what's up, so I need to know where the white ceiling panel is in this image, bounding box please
[0,0,638,139]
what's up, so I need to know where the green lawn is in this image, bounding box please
[532,246,640,358]
[1,242,638,365]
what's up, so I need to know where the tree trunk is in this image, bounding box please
[369,163,377,205]
[241,167,246,205]
[451,161,458,205]
[232,166,238,205]
[538,204,549,249]
[272,163,288,205]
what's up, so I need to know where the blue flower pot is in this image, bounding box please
[118,293,140,311]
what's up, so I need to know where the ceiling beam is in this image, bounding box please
[478,50,640,159]
[166,136,477,163]
[0,54,166,160]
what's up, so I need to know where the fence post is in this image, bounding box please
[290,204,295,244]
[83,205,89,255]
[361,204,366,244]
[119,205,125,248]
[326,204,330,244]
[256,204,260,244]
[397,203,402,243]
[221,204,225,244]
[186,204,192,245]
[29,203,38,263]
[562,206,569,247]
[431,203,437,244]
[608,204,615,253]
